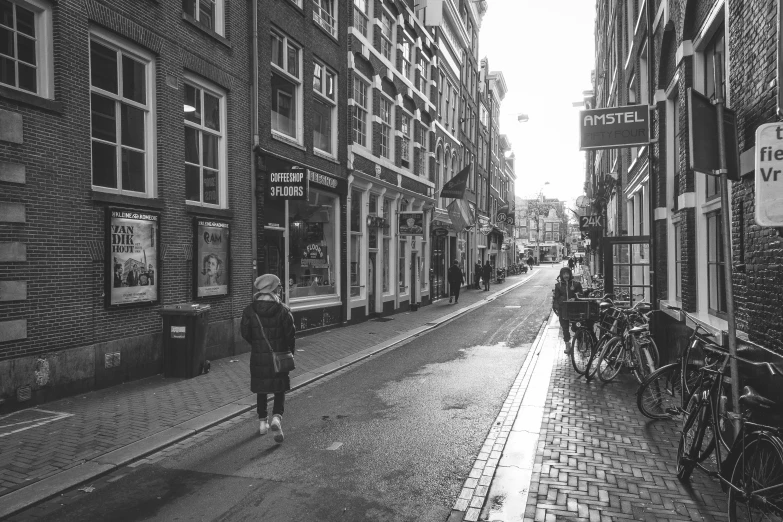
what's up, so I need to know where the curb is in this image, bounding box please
[446,311,553,522]
[0,274,537,519]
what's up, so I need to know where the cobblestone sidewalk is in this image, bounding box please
[0,274,533,503]
[524,348,729,522]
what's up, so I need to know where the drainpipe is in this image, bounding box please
[250,0,259,279]
[646,0,657,308]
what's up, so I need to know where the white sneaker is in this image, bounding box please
[270,414,284,443]
[259,418,268,436]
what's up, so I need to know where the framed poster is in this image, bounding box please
[106,208,160,307]
[194,218,230,298]
[398,211,424,236]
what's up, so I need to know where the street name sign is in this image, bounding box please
[579,105,649,150]
[754,123,783,226]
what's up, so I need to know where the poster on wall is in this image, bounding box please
[106,208,160,307]
[398,211,424,236]
[194,218,230,298]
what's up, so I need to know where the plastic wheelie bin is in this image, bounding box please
[159,303,211,378]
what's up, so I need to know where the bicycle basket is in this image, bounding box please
[597,307,624,334]
[560,299,600,322]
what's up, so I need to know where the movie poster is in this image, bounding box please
[106,209,159,306]
[195,219,230,297]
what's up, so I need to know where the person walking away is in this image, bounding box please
[447,260,465,304]
[527,255,534,270]
[241,274,296,443]
[482,261,492,291]
[552,267,584,354]
[568,256,575,271]
[474,261,482,290]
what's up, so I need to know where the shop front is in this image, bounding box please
[260,157,347,333]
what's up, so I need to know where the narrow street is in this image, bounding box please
[6,269,554,521]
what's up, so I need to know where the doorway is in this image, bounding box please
[410,252,418,304]
[261,229,285,302]
[602,236,651,307]
[431,236,446,300]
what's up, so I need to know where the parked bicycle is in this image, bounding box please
[589,301,659,384]
[561,292,616,379]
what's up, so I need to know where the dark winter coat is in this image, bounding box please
[552,280,584,315]
[447,265,465,285]
[240,299,296,394]
[482,263,492,279]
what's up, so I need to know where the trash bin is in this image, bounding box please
[159,303,211,378]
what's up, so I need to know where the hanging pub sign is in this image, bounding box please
[105,208,160,307]
[398,211,424,236]
[579,104,650,150]
[194,218,230,298]
[688,88,740,181]
[579,214,605,231]
[267,168,308,200]
[432,228,449,237]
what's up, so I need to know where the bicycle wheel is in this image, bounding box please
[595,337,624,383]
[632,337,660,384]
[727,432,783,521]
[570,329,595,375]
[584,335,610,381]
[637,363,700,420]
[677,394,716,481]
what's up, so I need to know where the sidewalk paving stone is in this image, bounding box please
[0,272,536,514]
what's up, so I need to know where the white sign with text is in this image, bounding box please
[755,123,783,226]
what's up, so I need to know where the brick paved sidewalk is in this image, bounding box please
[524,344,729,521]
[0,273,534,505]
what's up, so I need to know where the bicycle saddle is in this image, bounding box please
[629,325,648,334]
[599,301,613,310]
[740,385,778,410]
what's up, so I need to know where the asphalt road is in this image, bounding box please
[18,268,558,522]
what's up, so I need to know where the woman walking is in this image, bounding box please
[241,274,296,443]
[552,266,584,354]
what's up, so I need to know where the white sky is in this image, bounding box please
[479,0,596,206]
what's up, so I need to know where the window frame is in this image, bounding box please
[351,72,370,148]
[270,30,303,142]
[706,210,727,317]
[400,110,413,170]
[353,0,368,37]
[183,72,228,208]
[89,28,156,197]
[313,0,337,38]
[378,94,394,160]
[182,0,226,36]
[0,0,53,98]
[379,8,394,62]
[312,59,337,156]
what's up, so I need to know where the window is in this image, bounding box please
[90,35,154,195]
[353,0,368,37]
[401,114,411,169]
[703,25,726,103]
[417,55,428,93]
[379,96,392,159]
[382,198,391,293]
[400,37,412,81]
[288,188,338,300]
[451,86,457,130]
[436,146,443,207]
[182,0,225,35]
[706,211,727,315]
[379,10,393,61]
[479,104,488,127]
[184,78,225,206]
[628,76,637,158]
[444,80,450,126]
[352,76,369,147]
[672,92,682,210]
[350,188,363,297]
[0,0,52,95]
[313,0,336,37]
[674,221,682,299]
[313,60,336,154]
[271,31,301,140]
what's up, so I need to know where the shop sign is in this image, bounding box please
[171,326,186,339]
[579,214,604,231]
[105,208,160,307]
[688,88,740,181]
[301,244,328,268]
[194,219,230,298]
[268,168,308,200]
[432,228,449,237]
[399,211,424,236]
[308,171,339,189]
[754,123,783,226]
[579,104,649,150]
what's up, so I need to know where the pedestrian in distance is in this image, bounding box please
[474,261,482,290]
[447,260,465,304]
[568,256,575,271]
[527,255,534,270]
[240,274,296,443]
[552,266,584,354]
[482,261,492,291]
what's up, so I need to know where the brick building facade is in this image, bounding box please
[585,0,783,357]
[0,0,253,410]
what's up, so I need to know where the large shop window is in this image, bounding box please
[184,78,225,207]
[90,34,154,196]
[350,188,362,297]
[288,188,338,300]
[0,0,52,96]
[271,31,301,140]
